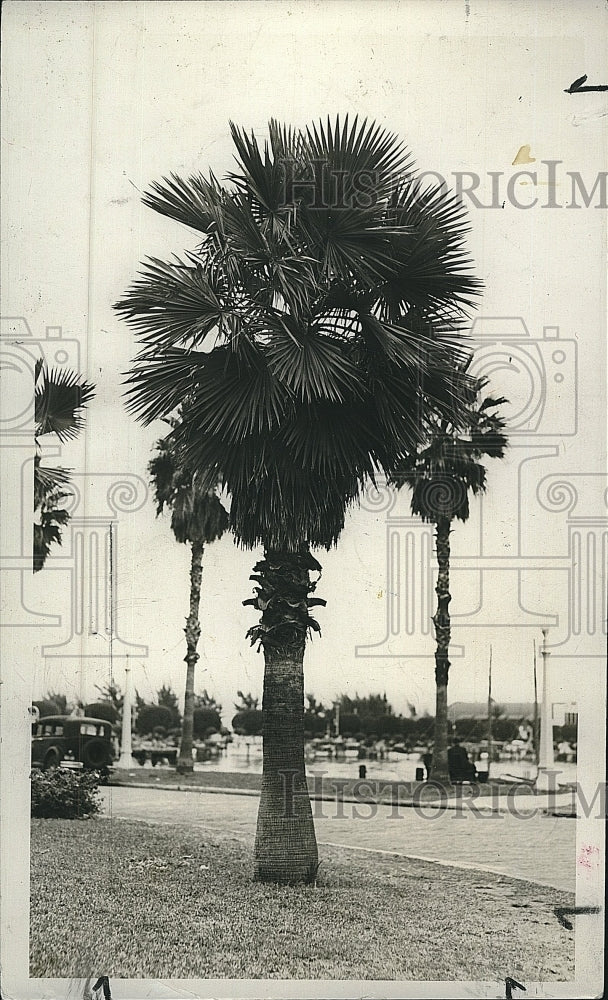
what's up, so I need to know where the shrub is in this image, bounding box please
[31,768,101,819]
[338,713,361,736]
[193,708,222,738]
[84,701,118,724]
[32,699,60,718]
[231,709,263,736]
[303,712,326,737]
[135,704,174,735]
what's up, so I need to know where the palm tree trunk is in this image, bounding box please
[177,540,203,774]
[250,549,319,884]
[431,517,451,783]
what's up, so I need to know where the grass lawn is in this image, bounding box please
[31,817,574,981]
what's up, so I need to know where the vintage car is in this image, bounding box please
[31,715,115,771]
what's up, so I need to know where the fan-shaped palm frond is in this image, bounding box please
[33,458,71,509]
[35,364,95,443]
[33,363,94,571]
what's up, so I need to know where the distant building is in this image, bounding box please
[449,702,534,720]
[449,701,577,725]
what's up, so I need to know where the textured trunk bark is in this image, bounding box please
[254,643,318,884]
[177,540,203,774]
[251,548,319,884]
[431,517,451,783]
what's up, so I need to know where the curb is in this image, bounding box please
[107,781,574,813]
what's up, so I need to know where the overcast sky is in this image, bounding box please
[2,1,606,722]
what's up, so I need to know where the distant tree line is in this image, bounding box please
[31,687,576,745]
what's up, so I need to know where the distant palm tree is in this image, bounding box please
[116,115,481,882]
[392,382,508,781]
[149,419,228,773]
[34,360,94,572]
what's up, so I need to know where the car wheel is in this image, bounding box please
[82,738,111,769]
[43,747,63,770]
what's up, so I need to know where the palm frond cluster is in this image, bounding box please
[33,361,95,572]
[148,415,228,547]
[391,388,509,523]
[117,116,482,551]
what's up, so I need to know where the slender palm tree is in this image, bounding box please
[116,115,482,882]
[149,418,229,773]
[392,382,508,781]
[34,359,95,572]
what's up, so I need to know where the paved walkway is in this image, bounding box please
[101,785,576,892]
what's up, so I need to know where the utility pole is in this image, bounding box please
[537,627,559,790]
[116,654,134,769]
[533,640,539,765]
[487,645,493,779]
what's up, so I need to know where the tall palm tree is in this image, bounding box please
[34,359,95,572]
[392,382,508,781]
[149,418,228,773]
[116,115,482,882]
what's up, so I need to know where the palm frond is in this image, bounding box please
[265,322,364,403]
[35,365,95,442]
[34,459,72,509]
[142,171,225,234]
[114,257,227,351]
[33,490,72,572]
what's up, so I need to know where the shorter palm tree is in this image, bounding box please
[392,380,508,781]
[34,360,94,572]
[149,419,229,773]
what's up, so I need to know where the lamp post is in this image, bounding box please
[332,700,340,738]
[116,655,135,769]
[537,628,560,791]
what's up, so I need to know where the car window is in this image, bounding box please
[43,724,54,736]
[54,725,64,736]
[80,724,98,736]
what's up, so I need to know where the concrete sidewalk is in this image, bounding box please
[101,784,577,891]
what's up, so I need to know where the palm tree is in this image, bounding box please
[116,115,481,882]
[149,418,228,773]
[392,382,508,781]
[34,360,95,572]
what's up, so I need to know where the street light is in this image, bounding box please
[332,700,340,738]
[115,655,135,770]
[536,627,561,791]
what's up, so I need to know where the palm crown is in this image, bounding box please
[116,116,482,552]
[392,381,509,523]
[149,415,229,547]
